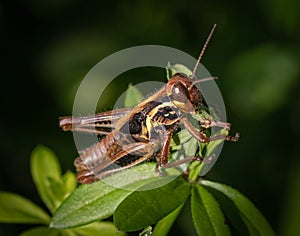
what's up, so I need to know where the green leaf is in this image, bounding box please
[124,83,144,107]
[30,146,76,213]
[72,222,126,236]
[51,181,131,229]
[191,185,230,236]
[0,192,50,224]
[51,163,181,229]
[47,171,77,207]
[61,171,77,199]
[20,227,60,236]
[30,145,62,212]
[114,177,190,231]
[152,203,184,236]
[166,63,192,79]
[169,128,199,179]
[203,186,249,235]
[201,180,276,236]
[176,127,227,183]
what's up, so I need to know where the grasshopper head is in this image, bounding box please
[166,73,203,114]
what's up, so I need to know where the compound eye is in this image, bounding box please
[171,82,189,103]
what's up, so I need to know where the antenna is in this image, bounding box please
[191,24,217,79]
[188,76,218,91]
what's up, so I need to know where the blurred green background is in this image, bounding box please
[1,0,300,235]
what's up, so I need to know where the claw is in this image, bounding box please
[225,132,240,142]
[155,163,164,177]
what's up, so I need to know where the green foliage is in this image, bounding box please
[0,147,274,236]
[0,192,50,224]
[0,65,275,235]
[114,177,190,231]
[50,180,131,229]
[191,185,230,235]
[50,157,275,235]
[51,163,182,229]
[0,144,276,235]
[30,145,76,212]
[0,146,123,236]
[201,180,276,236]
[166,63,194,79]
[152,204,184,236]
[124,83,144,107]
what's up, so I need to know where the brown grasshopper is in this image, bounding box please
[59,24,239,184]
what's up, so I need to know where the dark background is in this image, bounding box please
[1,0,300,235]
